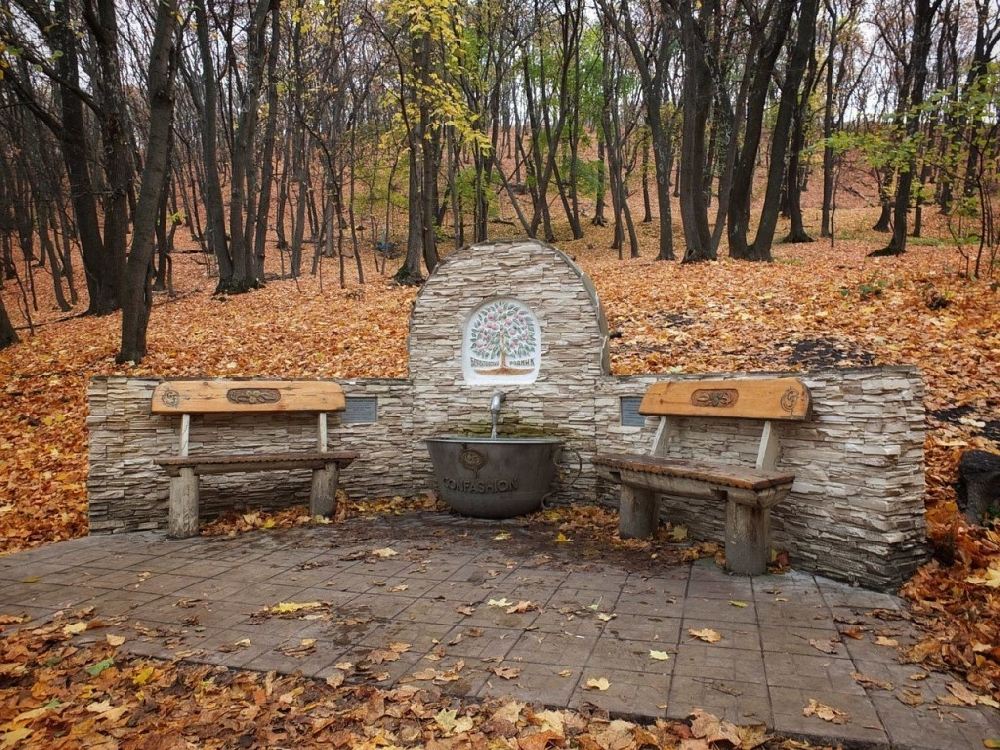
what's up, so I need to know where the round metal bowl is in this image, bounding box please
[425,437,564,519]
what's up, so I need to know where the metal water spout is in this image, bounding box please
[489,392,506,439]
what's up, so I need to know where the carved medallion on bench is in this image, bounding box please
[151,379,359,538]
[593,377,811,575]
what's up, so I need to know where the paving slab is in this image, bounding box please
[1,512,998,749]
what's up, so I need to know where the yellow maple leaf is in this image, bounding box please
[689,627,722,643]
[965,566,1000,588]
[269,601,323,614]
[132,666,156,686]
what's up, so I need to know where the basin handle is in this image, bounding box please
[541,446,583,509]
[561,446,583,490]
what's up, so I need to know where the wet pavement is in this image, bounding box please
[1,512,997,749]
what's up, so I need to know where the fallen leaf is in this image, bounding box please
[371,547,398,558]
[945,681,980,706]
[531,709,566,736]
[803,698,850,724]
[367,649,401,664]
[280,638,317,657]
[590,719,636,749]
[519,729,563,750]
[554,532,572,543]
[491,665,521,680]
[729,600,748,608]
[106,634,126,647]
[85,658,115,676]
[689,708,742,745]
[268,601,324,615]
[688,628,722,643]
[809,638,840,654]
[649,650,670,661]
[488,598,513,608]
[218,638,252,652]
[874,636,898,647]
[584,677,610,691]
[131,666,155,686]
[505,600,538,614]
[322,669,343,688]
[850,671,893,691]
[964,566,1000,587]
[668,525,688,541]
[434,707,458,733]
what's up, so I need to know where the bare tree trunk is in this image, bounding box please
[227,0,273,290]
[189,0,231,287]
[821,0,837,238]
[727,0,795,261]
[784,26,819,244]
[753,0,819,257]
[592,137,608,226]
[253,6,282,279]
[89,0,135,314]
[0,294,17,350]
[873,0,942,257]
[641,135,653,223]
[119,0,180,364]
[677,0,715,261]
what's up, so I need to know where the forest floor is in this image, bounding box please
[1,204,999,747]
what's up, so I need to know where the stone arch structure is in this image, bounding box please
[408,239,609,502]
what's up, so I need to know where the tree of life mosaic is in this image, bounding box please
[462,299,541,385]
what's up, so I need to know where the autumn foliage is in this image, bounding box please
[2,213,1000,738]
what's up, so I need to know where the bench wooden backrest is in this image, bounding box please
[639,378,810,472]
[638,378,810,421]
[151,380,346,415]
[151,380,347,458]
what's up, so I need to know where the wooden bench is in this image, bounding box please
[593,377,811,575]
[151,380,359,538]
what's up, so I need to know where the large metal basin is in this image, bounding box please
[425,437,564,518]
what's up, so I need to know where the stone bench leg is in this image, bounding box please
[168,467,200,539]
[724,494,770,575]
[619,484,659,539]
[310,463,341,517]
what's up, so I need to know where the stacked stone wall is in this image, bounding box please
[594,367,927,589]
[86,240,928,590]
[87,377,416,533]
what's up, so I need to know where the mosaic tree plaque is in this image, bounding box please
[462,298,541,385]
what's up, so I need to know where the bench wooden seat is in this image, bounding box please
[156,453,357,476]
[593,377,810,575]
[151,379,358,538]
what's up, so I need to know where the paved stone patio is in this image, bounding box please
[1,512,997,749]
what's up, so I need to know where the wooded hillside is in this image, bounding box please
[1,0,998,362]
